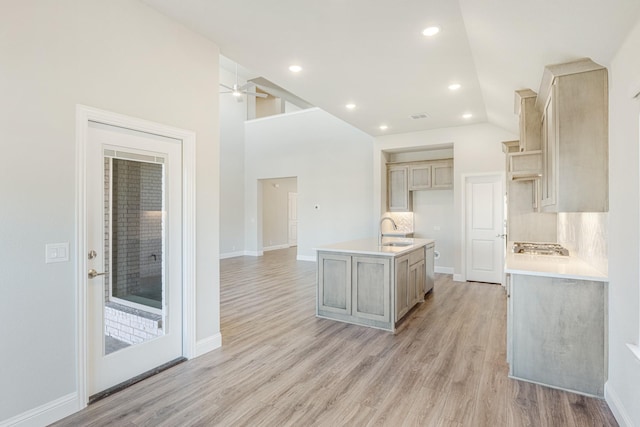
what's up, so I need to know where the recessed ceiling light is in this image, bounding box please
[289,65,302,73]
[462,113,473,119]
[422,26,440,37]
[448,83,461,91]
[346,103,356,110]
[379,125,389,130]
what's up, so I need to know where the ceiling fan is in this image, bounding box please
[220,64,268,102]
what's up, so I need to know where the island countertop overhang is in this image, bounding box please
[314,237,435,257]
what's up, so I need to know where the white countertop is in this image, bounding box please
[505,247,608,282]
[315,237,435,257]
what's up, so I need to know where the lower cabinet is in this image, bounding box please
[317,248,426,332]
[507,273,606,397]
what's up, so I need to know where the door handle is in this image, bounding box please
[88,269,106,279]
[496,234,507,238]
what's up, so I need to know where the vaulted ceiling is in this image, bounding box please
[143,0,640,136]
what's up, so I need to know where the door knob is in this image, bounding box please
[496,234,507,238]
[88,269,106,279]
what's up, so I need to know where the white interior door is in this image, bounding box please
[465,175,504,284]
[86,121,183,397]
[288,192,298,246]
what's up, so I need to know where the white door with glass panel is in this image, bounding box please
[465,175,504,284]
[86,121,183,397]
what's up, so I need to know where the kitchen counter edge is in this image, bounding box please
[505,249,608,282]
[314,237,435,257]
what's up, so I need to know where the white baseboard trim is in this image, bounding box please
[453,274,464,282]
[0,392,79,427]
[435,266,454,274]
[297,255,316,262]
[263,244,290,252]
[195,333,222,358]
[243,250,263,257]
[605,382,633,427]
[219,250,245,259]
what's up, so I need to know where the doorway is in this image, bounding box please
[260,177,298,252]
[76,106,197,406]
[464,174,505,284]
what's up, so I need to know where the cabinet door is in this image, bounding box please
[431,161,453,189]
[394,255,410,320]
[409,164,431,190]
[388,166,410,211]
[318,253,351,315]
[352,256,391,323]
[409,260,425,306]
[511,274,605,396]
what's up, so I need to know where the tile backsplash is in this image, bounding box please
[558,212,608,275]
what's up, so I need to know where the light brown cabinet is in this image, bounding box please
[515,89,541,152]
[537,58,608,212]
[507,273,606,397]
[317,246,427,332]
[388,159,453,211]
[408,164,431,190]
[388,165,411,211]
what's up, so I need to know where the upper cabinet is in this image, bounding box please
[536,58,608,212]
[515,89,541,152]
[388,165,411,211]
[431,160,454,189]
[388,159,453,211]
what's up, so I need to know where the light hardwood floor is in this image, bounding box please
[54,247,618,426]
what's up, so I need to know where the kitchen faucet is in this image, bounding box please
[379,216,398,246]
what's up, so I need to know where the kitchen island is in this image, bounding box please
[505,245,608,397]
[315,237,435,333]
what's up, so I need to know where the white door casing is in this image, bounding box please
[76,105,196,407]
[465,174,504,284]
[288,192,298,246]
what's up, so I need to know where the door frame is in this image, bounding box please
[460,172,505,283]
[75,105,197,408]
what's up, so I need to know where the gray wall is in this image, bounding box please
[244,108,375,259]
[0,0,220,422]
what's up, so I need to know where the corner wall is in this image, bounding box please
[0,1,220,424]
[605,15,640,427]
[219,66,247,257]
[375,123,517,279]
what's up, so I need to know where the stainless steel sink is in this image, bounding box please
[382,242,413,247]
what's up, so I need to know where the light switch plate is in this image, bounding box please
[45,242,69,264]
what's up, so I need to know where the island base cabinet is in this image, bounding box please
[509,274,606,397]
[317,247,426,333]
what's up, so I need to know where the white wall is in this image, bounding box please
[245,108,374,260]
[375,123,517,278]
[219,66,247,257]
[605,16,640,426]
[0,0,220,424]
[262,177,297,250]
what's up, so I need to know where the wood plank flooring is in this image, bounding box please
[53,247,618,426]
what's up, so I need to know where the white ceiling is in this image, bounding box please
[143,0,640,136]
